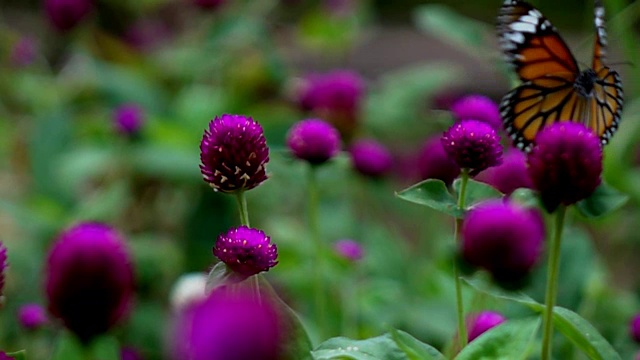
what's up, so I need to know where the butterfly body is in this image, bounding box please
[498,0,623,152]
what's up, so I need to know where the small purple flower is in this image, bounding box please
[462,200,545,285]
[287,119,341,165]
[334,239,364,262]
[528,122,602,212]
[10,37,37,67]
[467,311,506,342]
[630,314,640,343]
[348,139,393,178]
[416,136,461,186]
[0,242,6,298]
[200,114,270,193]
[121,347,144,360]
[44,0,93,32]
[476,148,532,195]
[45,222,134,344]
[172,289,282,360]
[441,120,503,176]
[18,304,47,330]
[113,104,144,136]
[193,0,225,9]
[0,352,12,360]
[451,95,502,130]
[213,226,278,279]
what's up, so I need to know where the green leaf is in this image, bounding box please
[576,183,628,218]
[88,335,120,360]
[5,350,26,360]
[453,178,502,207]
[312,331,444,360]
[463,277,541,309]
[205,262,243,291]
[396,179,463,218]
[455,317,540,360]
[509,188,539,208]
[51,332,84,360]
[551,307,621,360]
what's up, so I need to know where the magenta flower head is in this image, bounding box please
[44,0,93,32]
[527,122,602,212]
[286,119,341,165]
[121,347,143,360]
[0,242,6,298]
[416,136,461,186]
[172,289,283,360]
[442,120,503,176]
[348,139,393,178]
[113,104,145,136]
[334,239,364,262]
[45,222,134,344]
[18,304,48,330]
[10,37,37,67]
[213,226,278,280]
[200,114,269,193]
[462,200,545,287]
[476,148,532,195]
[630,314,640,343]
[192,0,225,9]
[0,353,12,360]
[467,311,506,342]
[451,95,502,130]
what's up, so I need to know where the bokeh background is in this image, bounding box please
[1,0,640,358]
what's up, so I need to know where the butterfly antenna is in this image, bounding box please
[608,61,636,68]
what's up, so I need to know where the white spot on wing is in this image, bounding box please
[510,22,537,33]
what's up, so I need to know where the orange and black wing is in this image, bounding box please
[587,67,623,144]
[497,0,579,82]
[592,0,608,71]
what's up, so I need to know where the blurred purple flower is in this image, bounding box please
[287,119,341,165]
[124,19,171,52]
[451,95,502,130]
[441,120,502,176]
[349,139,393,178]
[121,347,144,360]
[527,123,602,212]
[45,222,134,344]
[0,242,6,298]
[416,136,461,186]
[213,226,278,279]
[467,311,506,342]
[200,114,269,193]
[630,314,640,343]
[193,0,225,10]
[44,0,93,32]
[475,148,532,195]
[172,289,283,360]
[18,304,47,330]
[462,200,544,285]
[334,239,364,262]
[10,37,37,67]
[113,104,144,136]
[0,352,12,360]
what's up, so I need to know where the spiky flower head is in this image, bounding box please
[286,119,341,165]
[200,114,270,193]
[213,226,278,279]
[451,95,502,130]
[348,139,393,178]
[527,122,602,212]
[441,120,503,176]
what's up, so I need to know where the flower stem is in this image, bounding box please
[308,165,327,340]
[236,191,250,227]
[454,169,470,351]
[541,205,567,360]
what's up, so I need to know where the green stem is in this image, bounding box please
[454,169,470,352]
[308,165,327,340]
[236,191,250,227]
[541,205,567,360]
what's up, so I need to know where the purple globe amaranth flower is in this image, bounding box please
[114,104,144,136]
[451,95,502,130]
[0,242,6,298]
[193,0,225,9]
[441,120,503,176]
[348,139,393,178]
[334,239,364,262]
[467,311,506,342]
[287,119,341,165]
[18,304,48,330]
[462,200,545,285]
[527,122,602,212]
[45,222,134,344]
[213,226,278,279]
[297,70,364,139]
[630,314,640,343]
[200,114,269,193]
[121,347,144,360]
[416,136,461,186]
[172,288,283,360]
[476,148,532,195]
[0,353,12,360]
[44,0,93,32]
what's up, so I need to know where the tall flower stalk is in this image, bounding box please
[454,169,470,349]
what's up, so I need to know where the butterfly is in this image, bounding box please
[497,0,623,152]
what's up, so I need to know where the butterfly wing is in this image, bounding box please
[587,67,623,144]
[592,0,607,71]
[497,0,579,82]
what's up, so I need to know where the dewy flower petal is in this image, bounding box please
[467,311,506,342]
[451,95,502,130]
[348,139,393,178]
[416,135,461,185]
[441,120,503,176]
[462,200,545,286]
[527,122,602,212]
[213,226,278,279]
[286,119,341,165]
[199,114,270,193]
[45,222,134,344]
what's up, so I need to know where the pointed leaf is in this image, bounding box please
[551,307,621,360]
[5,350,26,360]
[576,183,628,218]
[453,178,502,207]
[389,329,446,360]
[396,179,463,218]
[205,262,243,292]
[455,317,540,360]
